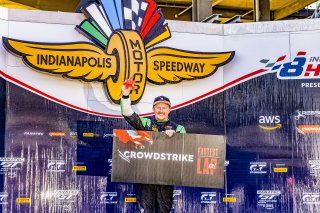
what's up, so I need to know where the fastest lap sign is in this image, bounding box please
[111,130,226,188]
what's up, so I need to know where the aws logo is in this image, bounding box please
[2,0,234,105]
[258,115,281,130]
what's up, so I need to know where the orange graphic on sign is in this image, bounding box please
[297,125,320,133]
[196,148,219,175]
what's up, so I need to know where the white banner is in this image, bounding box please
[0,7,320,117]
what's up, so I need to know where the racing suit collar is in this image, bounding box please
[155,118,169,123]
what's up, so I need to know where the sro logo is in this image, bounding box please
[173,190,181,198]
[173,190,181,202]
[0,162,21,168]
[0,193,8,204]
[53,190,79,202]
[250,162,267,174]
[47,160,65,172]
[310,164,320,169]
[200,192,216,204]
[100,192,117,204]
[257,190,280,209]
[258,194,278,200]
[55,195,74,200]
[309,160,320,169]
[250,165,264,171]
[0,194,7,202]
[302,193,320,204]
[0,158,24,170]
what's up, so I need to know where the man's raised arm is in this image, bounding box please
[120,83,151,130]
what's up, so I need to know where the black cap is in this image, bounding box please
[153,96,171,107]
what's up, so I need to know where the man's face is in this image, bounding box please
[153,103,170,121]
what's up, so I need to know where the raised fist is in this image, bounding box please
[122,78,135,96]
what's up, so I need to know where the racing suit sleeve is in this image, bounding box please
[120,95,151,130]
[176,125,186,133]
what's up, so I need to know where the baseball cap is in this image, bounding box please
[153,96,171,107]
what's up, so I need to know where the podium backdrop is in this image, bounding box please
[0,6,320,213]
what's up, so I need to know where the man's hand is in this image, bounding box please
[122,84,132,96]
[122,78,135,96]
[165,129,175,137]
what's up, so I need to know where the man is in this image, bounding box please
[121,80,186,213]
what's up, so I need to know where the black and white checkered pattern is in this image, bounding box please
[123,0,148,31]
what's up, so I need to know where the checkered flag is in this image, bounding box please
[123,0,148,31]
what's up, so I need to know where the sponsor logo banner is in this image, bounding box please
[125,198,137,203]
[273,167,288,173]
[200,192,217,204]
[173,190,182,202]
[1,3,320,119]
[263,52,320,80]
[16,198,31,204]
[53,190,79,203]
[309,160,320,176]
[295,110,320,120]
[82,132,95,137]
[302,192,320,204]
[47,160,66,172]
[296,125,320,134]
[1,0,234,115]
[273,163,288,173]
[112,130,226,188]
[0,192,8,205]
[69,132,77,138]
[257,190,281,210]
[124,193,136,204]
[108,159,113,175]
[3,38,233,106]
[258,115,281,131]
[250,162,268,174]
[0,157,24,178]
[49,132,66,137]
[223,197,236,203]
[23,131,44,136]
[50,190,79,210]
[72,165,87,171]
[100,192,118,204]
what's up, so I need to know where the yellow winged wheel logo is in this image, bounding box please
[3,31,234,105]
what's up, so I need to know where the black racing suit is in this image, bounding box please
[121,95,186,213]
